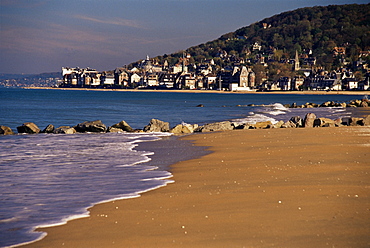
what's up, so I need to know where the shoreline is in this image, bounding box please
[23,86,370,95]
[21,126,370,248]
[7,134,208,248]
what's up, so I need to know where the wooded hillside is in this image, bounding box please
[136,4,369,72]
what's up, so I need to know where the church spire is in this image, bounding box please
[294,50,300,71]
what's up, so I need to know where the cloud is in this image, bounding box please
[74,15,144,29]
[1,23,115,56]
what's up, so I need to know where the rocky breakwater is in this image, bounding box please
[285,98,369,109]
[0,118,194,135]
[195,113,370,132]
[1,102,370,136]
[1,114,370,136]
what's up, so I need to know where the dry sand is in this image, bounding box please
[22,127,370,248]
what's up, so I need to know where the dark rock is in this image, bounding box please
[311,103,319,108]
[360,101,368,107]
[320,101,331,107]
[313,119,321,127]
[341,117,352,126]
[111,120,134,132]
[133,129,144,133]
[54,126,76,134]
[235,123,254,129]
[303,113,316,128]
[314,118,335,127]
[196,121,234,132]
[17,122,40,134]
[348,99,367,107]
[42,124,55,133]
[334,118,343,127]
[289,116,303,127]
[281,120,296,128]
[75,120,107,133]
[353,100,362,107]
[143,119,170,132]
[350,117,364,126]
[0,125,14,135]
[323,123,335,127]
[303,102,315,108]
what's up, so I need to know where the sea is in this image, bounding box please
[0,87,366,247]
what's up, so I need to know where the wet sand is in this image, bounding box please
[22,127,370,248]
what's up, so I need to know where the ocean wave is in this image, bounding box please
[0,132,173,248]
[233,113,278,125]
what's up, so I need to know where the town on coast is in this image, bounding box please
[59,49,370,92]
[55,4,370,93]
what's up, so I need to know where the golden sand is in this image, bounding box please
[22,127,370,248]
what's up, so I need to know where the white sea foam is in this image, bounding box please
[234,113,278,124]
[0,132,174,248]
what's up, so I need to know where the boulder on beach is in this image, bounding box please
[107,127,124,133]
[111,120,134,132]
[196,121,234,132]
[281,120,296,128]
[272,120,284,128]
[360,101,368,107]
[170,123,197,134]
[143,119,170,132]
[254,121,273,129]
[17,122,40,134]
[75,120,107,133]
[234,123,254,129]
[350,117,364,126]
[303,113,316,128]
[0,125,14,135]
[54,126,76,134]
[333,118,343,127]
[313,118,335,127]
[170,123,198,134]
[341,117,351,126]
[42,124,55,133]
[363,115,370,126]
[289,116,303,127]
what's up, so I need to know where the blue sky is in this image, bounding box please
[0,0,368,74]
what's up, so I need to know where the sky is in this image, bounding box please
[0,0,368,74]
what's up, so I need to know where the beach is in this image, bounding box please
[22,126,370,248]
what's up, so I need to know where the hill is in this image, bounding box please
[130,3,369,81]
